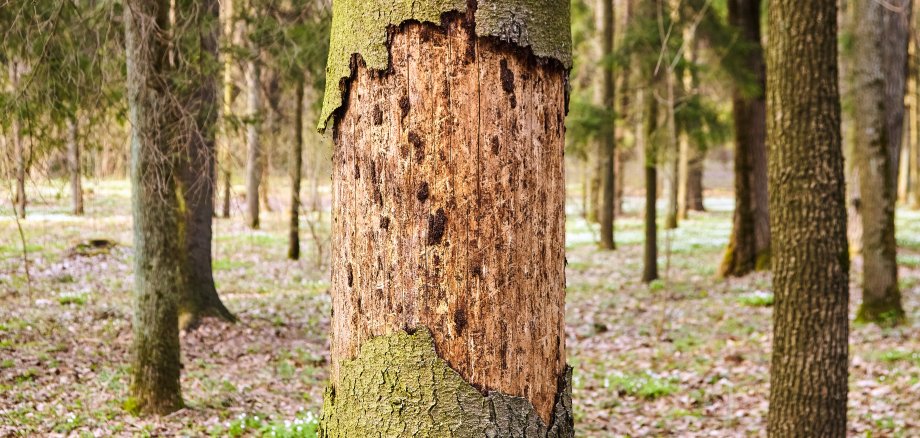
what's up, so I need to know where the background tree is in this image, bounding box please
[173,0,237,329]
[852,0,909,323]
[318,1,573,434]
[598,0,617,249]
[765,0,850,434]
[720,0,770,277]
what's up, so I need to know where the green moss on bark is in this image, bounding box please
[318,0,572,132]
[320,328,574,437]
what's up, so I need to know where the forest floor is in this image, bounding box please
[0,180,918,437]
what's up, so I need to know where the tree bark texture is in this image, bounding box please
[67,115,84,216]
[124,0,184,415]
[765,0,850,435]
[323,6,572,436]
[598,0,616,250]
[289,79,305,260]
[175,0,236,329]
[245,45,262,229]
[853,0,906,323]
[721,0,770,277]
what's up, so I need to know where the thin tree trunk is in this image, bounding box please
[288,78,304,260]
[686,147,705,211]
[676,131,689,220]
[721,0,769,277]
[320,5,573,436]
[245,28,262,229]
[598,0,616,249]
[219,0,235,219]
[765,0,849,434]
[663,64,679,230]
[10,61,26,220]
[642,91,659,283]
[124,0,183,415]
[175,0,236,330]
[67,115,84,215]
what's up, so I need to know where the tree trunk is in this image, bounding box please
[663,47,679,230]
[319,3,573,436]
[642,92,659,283]
[853,0,907,323]
[676,132,689,220]
[598,0,616,250]
[219,0,236,219]
[67,115,84,216]
[124,0,183,415]
[765,0,850,434]
[289,78,305,260]
[9,61,26,220]
[175,0,236,330]
[686,147,705,211]
[245,39,262,229]
[721,0,770,277]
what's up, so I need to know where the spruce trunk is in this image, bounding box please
[721,0,769,277]
[319,2,573,435]
[175,0,236,329]
[765,0,850,434]
[686,147,705,211]
[124,0,184,415]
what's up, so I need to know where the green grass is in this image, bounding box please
[606,371,679,400]
[737,291,774,307]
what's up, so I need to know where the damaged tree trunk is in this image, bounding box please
[319,1,573,436]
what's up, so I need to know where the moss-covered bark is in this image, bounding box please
[321,329,573,438]
[124,0,184,415]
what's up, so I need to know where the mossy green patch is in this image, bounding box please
[320,327,573,437]
[319,0,572,132]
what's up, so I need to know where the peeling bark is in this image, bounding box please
[324,6,570,433]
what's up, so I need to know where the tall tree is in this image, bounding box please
[852,0,909,323]
[124,0,184,415]
[765,0,849,434]
[318,1,573,435]
[642,89,660,283]
[598,0,616,249]
[245,5,263,229]
[288,78,304,260]
[66,115,83,215]
[174,0,236,329]
[720,0,770,277]
[8,61,26,220]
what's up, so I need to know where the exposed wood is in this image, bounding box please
[328,14,568,426]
